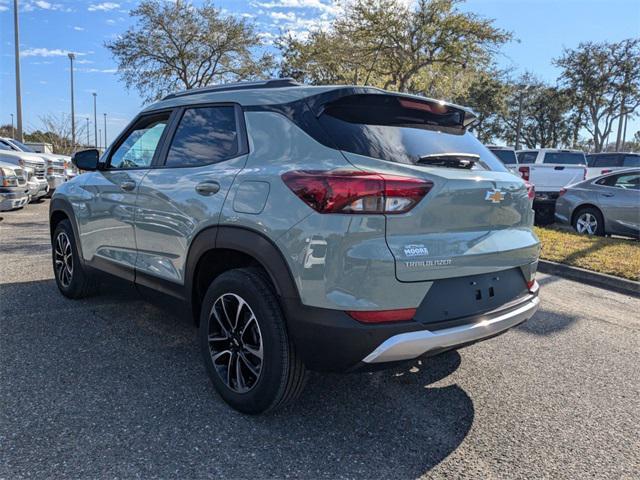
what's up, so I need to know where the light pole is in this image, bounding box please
[10,114,14,139]
[103,113,107,149]
[86,117,90,146]
[98,129,102,150]
[515,84,532,151]
[92,92,98,148]
[13,0,23,142]
[68,52,76,151]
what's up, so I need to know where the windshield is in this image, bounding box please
[9,140,35,153]
[317,94,507,172]
[490,149,517,165]
[0,142,13,151]
[542,152,586,165]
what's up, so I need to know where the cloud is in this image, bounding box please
[77,67,117,73]
[21,48,87,57]
[88,2,119,12]
[0,1,8,12]
[253,0,340,15]
[73,26,85,31]
[269,11,296,22]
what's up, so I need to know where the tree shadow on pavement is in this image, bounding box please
[1,278,474,479]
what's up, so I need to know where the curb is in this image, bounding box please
[538,260,640,298]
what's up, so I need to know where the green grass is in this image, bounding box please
[534,226,640,281]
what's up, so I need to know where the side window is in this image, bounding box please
[517,152,537,164]
[593,155,621,167]
[165,106,239,168]
[109,114,170,169]
[613,173,640,190]
[623,155,640,168]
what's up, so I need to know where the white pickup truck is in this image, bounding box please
[515,149,587,224]
[586,152,640,178]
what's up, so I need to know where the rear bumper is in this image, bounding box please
[283,288,539,372]
[362,295,539,363]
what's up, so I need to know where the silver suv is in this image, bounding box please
[50,80,540,413]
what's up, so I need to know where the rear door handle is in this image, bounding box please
[120,181,136,191]
[195,181,220,196]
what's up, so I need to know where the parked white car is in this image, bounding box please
[0,137,68,194]
[585,152,640,179]
[21,165,49,202]
[515,149,587,224]
[0,160,29,211]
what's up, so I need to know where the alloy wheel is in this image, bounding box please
[54,232,73,288]
[207,293,263,393]
[576,213,598,235]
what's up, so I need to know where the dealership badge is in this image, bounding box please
[404,244,429,257]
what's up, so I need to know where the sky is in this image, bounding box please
[1,0,639,146]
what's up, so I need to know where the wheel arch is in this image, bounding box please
[185,226,300,324]
[49,198,85,263]
[571,203,603,226]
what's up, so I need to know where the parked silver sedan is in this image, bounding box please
[555,168,639,237]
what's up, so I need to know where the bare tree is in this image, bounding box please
[106,0,274,103]
[27,113,87,155]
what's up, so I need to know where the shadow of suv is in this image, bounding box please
[50,79,540,413]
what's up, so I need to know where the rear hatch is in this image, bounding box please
[317,92,539,282]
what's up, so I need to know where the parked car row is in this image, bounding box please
[0,137,77,212]
[487,146,639,238]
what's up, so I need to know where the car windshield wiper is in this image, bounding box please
[416,153,480,169]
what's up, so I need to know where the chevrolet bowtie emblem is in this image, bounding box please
[485,189,505,203]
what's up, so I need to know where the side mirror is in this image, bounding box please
[72,149,100,171]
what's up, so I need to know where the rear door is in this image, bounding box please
[596,172,640,236]
[134,104,248,286]
[531,151,586,191]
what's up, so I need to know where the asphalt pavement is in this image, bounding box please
[1,200,639,479]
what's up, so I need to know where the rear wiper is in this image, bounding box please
[416,153,480,169]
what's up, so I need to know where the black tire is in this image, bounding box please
[52,219,97,298]
[199,268,307,414]
[572,206,605,236]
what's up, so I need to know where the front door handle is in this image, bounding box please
[120,181,136,191]
[601,192,615,197]
[195,181,220,196]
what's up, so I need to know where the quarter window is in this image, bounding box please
[165,106,239,167]
[623,155,640,168]
[109,114,170,169]
[613,173,640,190]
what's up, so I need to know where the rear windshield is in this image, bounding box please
[317,94,507,172]
[489,149,517,165]
[10,140,35,153]
[542,152,586,165]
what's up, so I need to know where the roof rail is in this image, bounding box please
[162,78,301,100]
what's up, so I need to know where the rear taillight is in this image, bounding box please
[558,187,567,197]
[601,169,611,175]
[518,166,530,181]
[525,181,535,200]
[281,170,432,214]
[527,279,538,292]
[347,308,417,324]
